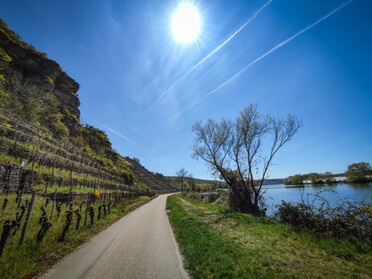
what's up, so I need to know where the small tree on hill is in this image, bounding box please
[192,104,301,215]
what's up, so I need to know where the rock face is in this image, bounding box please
[0,19,80,133]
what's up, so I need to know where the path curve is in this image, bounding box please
[41,194,189,279]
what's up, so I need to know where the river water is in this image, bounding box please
[262,182,372,215]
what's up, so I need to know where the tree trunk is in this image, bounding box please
[229,185,263,216]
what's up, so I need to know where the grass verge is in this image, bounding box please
[0,194,155,279]
[167,194,372,279]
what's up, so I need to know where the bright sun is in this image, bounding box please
[171,2,201,42]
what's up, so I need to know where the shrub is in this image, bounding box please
[120,169,135,185]
[183,191,226,204]
[51,120,69,139]
[275,200,372,240]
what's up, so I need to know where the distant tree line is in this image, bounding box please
[283,162,372,185]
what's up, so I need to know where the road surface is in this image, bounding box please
[41,194,189,279]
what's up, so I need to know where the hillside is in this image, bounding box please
[166,176,226,190]
[0,18,175,194]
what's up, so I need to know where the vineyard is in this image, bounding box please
[0,109,176,278]
[0,108,175,194]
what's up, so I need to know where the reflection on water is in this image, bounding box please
[262,182,372,215]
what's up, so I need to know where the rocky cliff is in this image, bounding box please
[0,19,80,136]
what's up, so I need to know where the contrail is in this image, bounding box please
[173,0,355,117]
[144,0,273,112]
[86,117,136,143]
[97,122,135,143]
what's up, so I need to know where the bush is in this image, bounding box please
[120,169,135,185]
[51,120,69,139]
[183,191,225,204]
[275,200,372,240]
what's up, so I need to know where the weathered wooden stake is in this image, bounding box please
[84,194,89,226]
[50,189,57,220]
[0,220,12,257]
[19,191,36,245]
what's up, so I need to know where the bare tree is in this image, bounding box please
[176,168,189,193]
[192,104,302,215]
[188,173,196,192]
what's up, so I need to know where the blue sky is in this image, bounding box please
[1,0,371,179]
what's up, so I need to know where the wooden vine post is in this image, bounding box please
[19,191,36,245]
[84,194,89,226]
[50,189,57,220]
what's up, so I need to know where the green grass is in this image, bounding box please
[0,193,154,279]
[167,195,372,279]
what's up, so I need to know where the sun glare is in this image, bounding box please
[171,2,201,42]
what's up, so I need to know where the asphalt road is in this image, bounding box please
[41,194,189,279]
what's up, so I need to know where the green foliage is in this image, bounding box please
[0,20,22,42]
[284,171,340,185]
[184,191,223,203]
[283,174,304,185]
[0,19,47,59]
[345,162,372,182]
[118,169,135,185]
[308,172,322,184]
[195,183,215,191]
[81,125,113,158]
[69,135,84,148]
[0,47,12,62]
[0,78,69,139]
[49,117,69,139]
[45,76,54,85]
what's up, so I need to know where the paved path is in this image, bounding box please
[41,194,189,279]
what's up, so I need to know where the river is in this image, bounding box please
[262,182,372,215]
